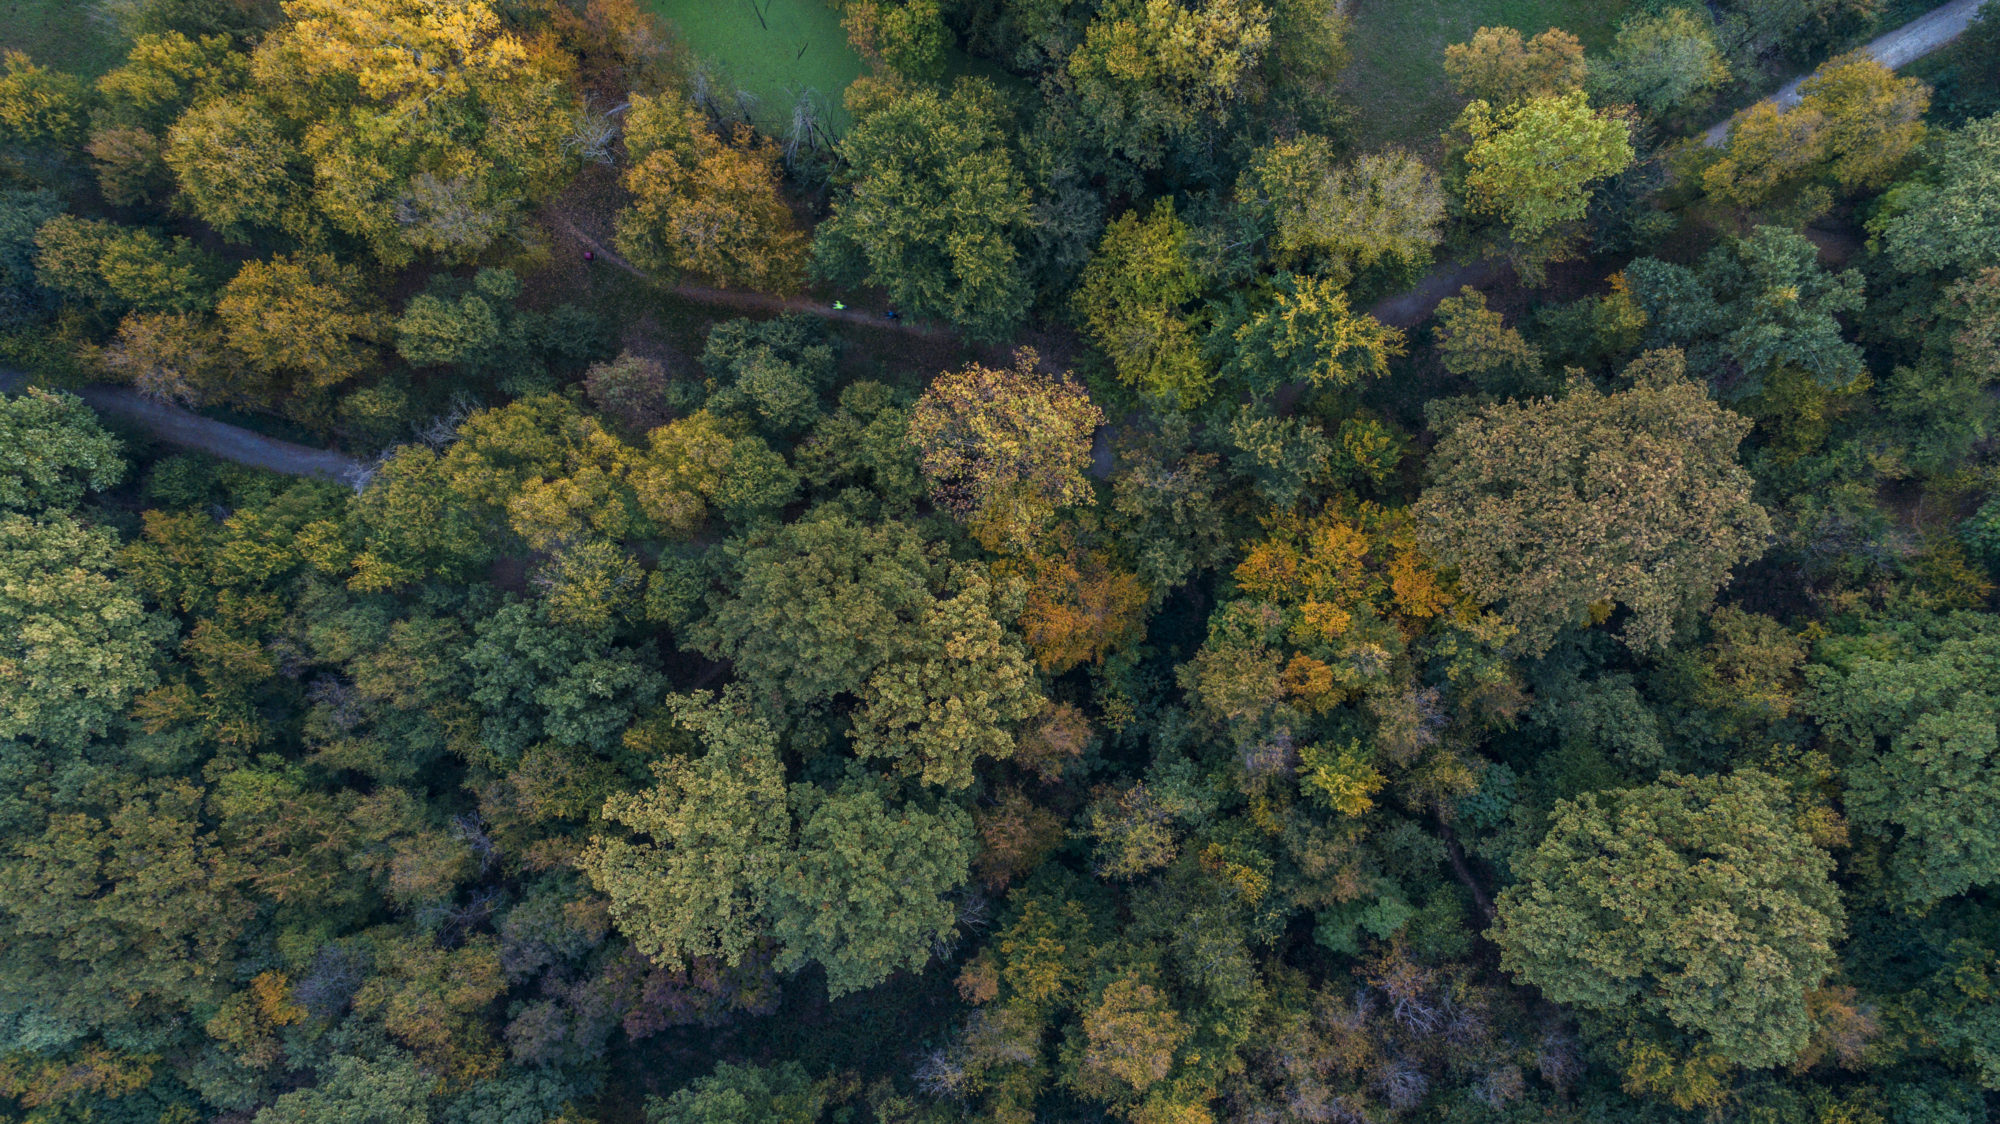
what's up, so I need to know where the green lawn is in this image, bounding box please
[1338,0,1634,150]
[646,0,868,135]
[0,0,126,78]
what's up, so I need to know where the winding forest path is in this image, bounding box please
[10,0,1978,481]
[0,370,366,482]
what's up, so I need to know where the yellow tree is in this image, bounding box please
[215,253,388,397]
[244,0,579,265]
[613,92,807,292]
[908,349,1104,550]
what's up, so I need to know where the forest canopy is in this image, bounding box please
[0,0,1998,1120]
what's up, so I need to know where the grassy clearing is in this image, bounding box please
[645,0,867,134]
[1,0,125,78]
[1337,0,1634,150]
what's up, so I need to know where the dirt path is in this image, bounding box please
[546,216,954,339]
[1,371,367,484]
[1702,0,1984,145]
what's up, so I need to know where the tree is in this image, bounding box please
[583,692,790,970]
[1704,52,1927,206]
[848,572,1044,789]
[1074,199,1209,407]
[614,92,807,292]
[1590,9,1730,118]
[1491,770,1845,1068]
[646,1061,824,1124]
[1067,972,1192,1102]
[1432,285,1545,393]
[909,350,1103,547]
[1413,350,1770,654]
[1213,272,1404,396]
[0,51,89,148]
[769,778,974,997]
[246,0,577,266]
[1457,91,1633,246]
[1625,225,1864,398]
[1064,0,1273,170]
[1870,112,2000,277]
[689,512,941,711]
[1807,617,2000,909]
[0,512,177,748]
[813,80,1032,340]
[0,389,126,511]
[1238,138,1446,278]
[583,350,676,434]
[1444,26,1588,106]
[163,94,302,243]
[215,253,387,395]
[33,216,225,315]
[253,1053,431,1124]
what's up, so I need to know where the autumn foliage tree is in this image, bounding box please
[909,350,1104,548]
[1443,26,1588,105]
[614,92,807,293]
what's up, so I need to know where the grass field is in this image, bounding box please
[1,0,126,78]
[647,0,867,134]
[1337,0,1635,150]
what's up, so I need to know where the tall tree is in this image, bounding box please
[1590,9,1731,118]
[1413,350,1770,654]
[1238,138,1446,279]
[1492,770,1845,1069]
[1443,26,1588,105]
[614,92,807,293]
[813,80,1032,340]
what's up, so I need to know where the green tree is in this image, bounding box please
[1444,26,1588,105]
[0,389,126,512]
[583,691,790,970]
[1413,350,1770,654]
[770,778,975,997]
[1491,770,1845,1068]
[1870,112,2000,277]
[849,573,1044,789]
[253,1052,431,1124]
[813,80,1032,340]
[1212,272,1404,396]
[646,1061,824,1124]
[1625,225,1865,397]
[0,51,89,148]
[1455,91,1633,277]
[33,215,225,315]
[1432,285,1546,394]
[1063,0,1273,170]
[1591,9,1731,118]
[1807,616,2000,909]
[0,512,177,748]
[163,94,302,243]
[1073,199,1209,406]
[689,511,941,712]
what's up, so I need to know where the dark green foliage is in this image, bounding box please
[1626,225,1866,398]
